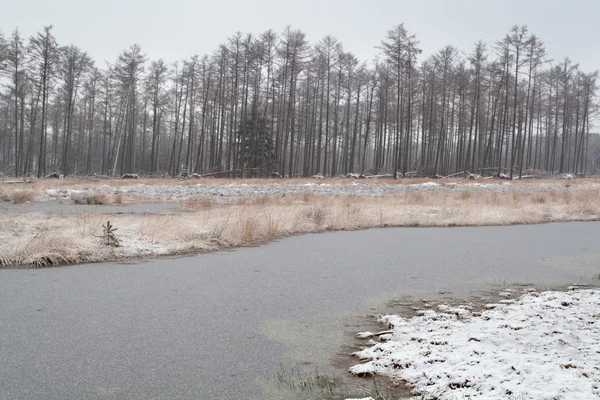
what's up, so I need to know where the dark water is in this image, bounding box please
[1,223,599,399]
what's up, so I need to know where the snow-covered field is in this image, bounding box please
[34,180,600,202]
[350,288,600,400]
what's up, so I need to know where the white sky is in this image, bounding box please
[1,0,599,72]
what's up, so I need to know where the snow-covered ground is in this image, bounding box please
[350,288,600,400]
[37,180,600,202]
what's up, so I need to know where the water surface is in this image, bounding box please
[1,222,598,399]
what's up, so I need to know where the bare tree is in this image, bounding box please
[29,26,59,177]
[0,24,596,179]
[111,44,145,176]
[59,44,92,176]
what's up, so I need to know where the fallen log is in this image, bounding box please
[466,173,482,180]
[198,168,266,178]
[441,171,468,179]
[365,174,394,179]
[199,170,238,178]
[121,174,139,179]
[493,172,511,180]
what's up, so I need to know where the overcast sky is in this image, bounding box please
[2,0,599,71]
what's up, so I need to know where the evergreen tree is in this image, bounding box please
[239,114,275,177]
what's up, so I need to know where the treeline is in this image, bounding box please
[0,24,597,178]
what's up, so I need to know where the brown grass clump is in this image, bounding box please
[407,192,425,204]
[181,198,198,211]
[239,215,259,245]
[304,205,328,226]
[258,195,274,205]
[458,191,472,201]
[487,192,499,206]
[10,190,34,204]
[18,232,83,267]
[531,193,547,204]
[200,197,213,210]
[511,191,522,205]
[0,187,8,202]
[113,193,123,204]
[71,192,107,205]
[0,216,100,267]
[265,215,280,240]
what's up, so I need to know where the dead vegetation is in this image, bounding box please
[2,187,600,267]
[272,362,409,400]
[1,176,599,205]
[71,191,107,205]
[1,176,599,192]
[1,189,35,204]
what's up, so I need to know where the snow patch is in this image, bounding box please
[350,289,600,399]
[410,182,440,188]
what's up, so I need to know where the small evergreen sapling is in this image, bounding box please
[102,220,120,247]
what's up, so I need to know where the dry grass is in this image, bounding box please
[71,192,107,205]
[2,176,600,192]
[201,197,213,209]
[2,187,600,268]
[180,198,199,211]
[179,197,214,211]
[2,176,600,206]
[6,190,35,204]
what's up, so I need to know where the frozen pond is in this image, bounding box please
[1,222,599,399]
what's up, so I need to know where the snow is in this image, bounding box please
[357,331,375,339]
[37,181,600,202]
[350,289,600,400]
[412,182,439,187]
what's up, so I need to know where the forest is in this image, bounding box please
[0,24,597,179]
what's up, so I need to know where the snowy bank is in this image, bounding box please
[350,289,600,400]
[32,181,600,202]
